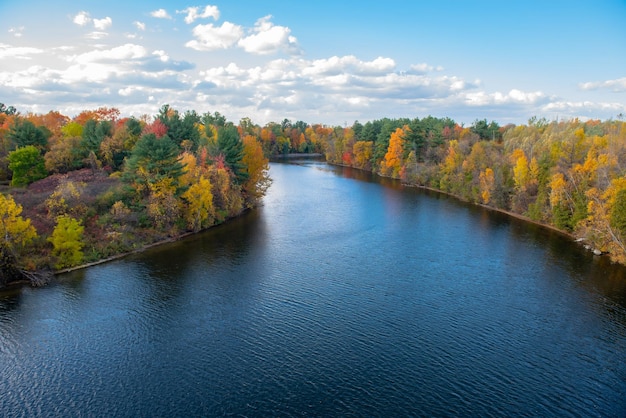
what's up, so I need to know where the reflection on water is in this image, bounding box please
[0,161,625,417]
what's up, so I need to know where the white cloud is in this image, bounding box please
[238,15,300,55]
[580,77,626,92]
[465,89,546,106]
[185,21,243,51]
[151,9,172,19]
[153,50,170,62]
[543,100,624,112]
[67,43,148,64]
[0,44,44,60]
[93,17,112,31]
[73,11,92,26]
[178,5,220,24]
[195,56,475,120]
[73,11,91,26]
[0,65,60,88]
[303,56,395,77]
[134,21,146,31]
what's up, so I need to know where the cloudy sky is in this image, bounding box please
[1,0,625,126]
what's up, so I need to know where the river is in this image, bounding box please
[1,161,626,417]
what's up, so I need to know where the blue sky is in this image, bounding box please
[1,0,624,126]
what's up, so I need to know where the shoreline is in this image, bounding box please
[1,210,249,292]
[335,162,599,249]
[56,209,250,275]
[401,181,577,240]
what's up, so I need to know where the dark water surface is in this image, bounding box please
[1,162,626,417]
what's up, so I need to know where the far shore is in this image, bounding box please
[270,153,323,159]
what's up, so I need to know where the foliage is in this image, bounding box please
[124,133,185,195]
[217,125,248,184]
[381,127,407,177]
[7,119,50,150]
[8,145,48,186]
[45,136,83,173]
[45,180,86,219]
[241,135,271,206]
[182,176,214,231]
[0,194,37,250]
[48,215,84,269]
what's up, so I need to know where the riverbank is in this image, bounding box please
[403,179,611,257]
[329,161,605,258]
[0,210,250,292]
[56,208,249,275]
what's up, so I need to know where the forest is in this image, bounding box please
[1,101,626,287]
[0,104,270,287]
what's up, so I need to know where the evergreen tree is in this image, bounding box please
[125,133,185,194]
[217,125,248,184]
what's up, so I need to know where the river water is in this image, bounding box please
[1,161,626,417]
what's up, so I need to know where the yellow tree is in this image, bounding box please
[0,194,37,250]
[182,176,215,232]
[439,139,464,193]
[382,127,406,178]
[49,215,84,269]
[208,163,243,220]
[353,141,373,171]
[0,193,38,283]
[511,148,530,191]
[146,177,180,230]
[585,177,626,263]
[178,151,199,189]
[479,168,495,204]
[241,135,271,206]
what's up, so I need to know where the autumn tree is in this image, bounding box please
[241,135,271,207]
[479,168,495,204]
[44,136,83,173]
[146,177,180,230]
[0,194,38,285]
[381,127,407,177]
[0,194,37,251]
[585,178,626,263]
[182,176,215,231]
[353,141,373,171]
[207,159,244,221]
[49,215,84,269]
